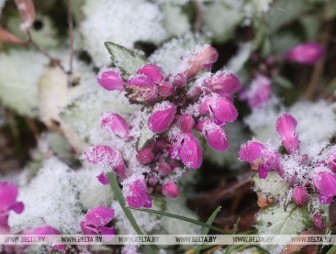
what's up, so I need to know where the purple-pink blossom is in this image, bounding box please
[148,103,176,133]
[81,207,115,241]
[292,186,308,205]
[179,133,202,169]
[162,182,179,198]
[136,64,164,84]
[0,182,24,234]
[286,42,324,65]
[126,75,158,102]
[276,112,300,154]
[101,112,130,139]
[126,180,152,208]
[97,69,124,91]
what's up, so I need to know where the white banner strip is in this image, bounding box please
[0,234,334,246]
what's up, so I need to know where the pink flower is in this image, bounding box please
[204,72,241,96]
[200,96,238,125]
[179,133,202,169]
[148,103,177,133]
[313,171,336,197]
[0,182,24,234]
[183,45,218,78]
[239,141,265,163]
[126,75,158,102]
[84,145,116,166]
[286,42,324,65]
[97,69,124,91]
[158,82,174,97]
[239,74,271,108]
[81,207,115,241]
[326,151,336,172]
[292,186,308,205]
[177,114,194,132]
[162,182,179,198]
[201,122,229,152]
[137,144,155,165]
[136,64,164,84]
[126,180,152,208]
[158,162,172,176]
[276,113,300,154]
[101,112,130,139]
[173,73,187,88]
[22,226,65,253]
[312,213,324,230]
[85,146,126,179]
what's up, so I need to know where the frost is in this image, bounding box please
[0,49,48,117]
[9,158,83,234]
[79,0,167,67]
[149,34,207,75]
[60,89,139,147]
[290,100,336,154]
[162,3,191,37]
[0,0,5,17]
[74,167,114,210]
[257,204,312,235]
[253,172,290,201]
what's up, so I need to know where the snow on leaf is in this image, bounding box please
[256,204,312,235]
[104,42,148,78]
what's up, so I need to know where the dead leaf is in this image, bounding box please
[13,0,36,31]
[280,228,320,254]
[0,28,24,44]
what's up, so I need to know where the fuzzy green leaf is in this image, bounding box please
[105,42,147,77]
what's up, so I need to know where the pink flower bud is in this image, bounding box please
[183,45,218,78]
[204,72,241,96]
[84,145,116,166]
[179,133,202,169]
[148,176,158,186]
[81,207,115,240]
[136,64,164,84]
[319,194,333,205]
[239,74,271,108]
[97,172,109,185]
[239,141,265,163]
[286,42,324,65]
[201,122,229,152]
[22,226,65,253]
[313,171,336,197]
[0,182,24,234]
[126,180,151,208]
[173,73,187,88]
[200,96,238,125]
[158,162,172,176]
[276,113,300,154]
[158,82,174,97]
[162,182,179,198]
[177,114,194,132]
[292,186,308,205]
[312,213,324,230]
[148,102,177,133]
[137,146,155,164]
[326,150,336,172]
[101,112,130,139]
[126,75,158,102]
[97,69,124,91]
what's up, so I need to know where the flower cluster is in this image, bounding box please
[239,113,336,230]
[85,44,241,208]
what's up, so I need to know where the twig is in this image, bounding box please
[67,0,74,77]
[27,31,67,73]
[305,22,331,100]
[193,0,202,33]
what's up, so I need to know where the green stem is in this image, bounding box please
[107,173,156,254]
[130,208,227,234]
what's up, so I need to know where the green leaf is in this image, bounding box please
[326,244,336,254]
[107,173,156,254]
[105,42,148,78]
[194,206,221,254]
[257,204,312,235]
[273,76,294,89]
[130,208,227,234]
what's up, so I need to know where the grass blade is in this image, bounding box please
[107,173,156,254]
[326,244,336,254]
[130,207,226,234]
[194,206,221,254]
